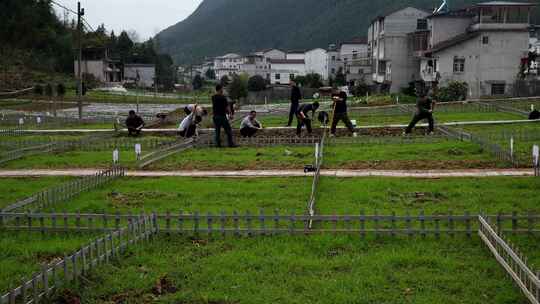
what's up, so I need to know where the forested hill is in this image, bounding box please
[157,0,539,65]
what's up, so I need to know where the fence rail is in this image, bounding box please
[1,211,538,236]
[478,216,540,304]
[0,215,154,304]
[1,167,125,213]
[137,138,195,169]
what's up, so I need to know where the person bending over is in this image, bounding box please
[330,88,357,137]
[296,101,319,137]
[404,91,436,135]
[212,84,236,147]
[125,110,145,137]
[184,104,208,117]
[178,112,203,138]
[240,111,263,138]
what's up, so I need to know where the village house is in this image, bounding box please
[213,53,244,79]
[74,47,122,85]
[368,7,431,93]
[416,2,534,97]
[123,64,156,88]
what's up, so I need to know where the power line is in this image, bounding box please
[50,0,78,16]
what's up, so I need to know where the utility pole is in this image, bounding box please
[77,2,85,120]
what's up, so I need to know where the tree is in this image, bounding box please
[45,83,54,98]
[228,75,248,101]
[334,68,346,86]
[220,75,230,86]
[192,75,204,90]
[304,73,323,88]
[247,75,266,92]
[34,84,44,96]
[117,31,134,61]
[205,68,216,80]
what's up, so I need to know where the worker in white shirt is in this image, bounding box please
[240,111,263,138]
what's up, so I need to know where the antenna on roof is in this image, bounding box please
[434,0,449,14]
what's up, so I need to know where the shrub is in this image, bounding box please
[304,73,323,88]
[247,75,267,92]
[33,84,44,95]
[435,81,468,102]
[56,83,66,97]
[228,75,248,100]
[192,75,204,90]
[220,75,230,87]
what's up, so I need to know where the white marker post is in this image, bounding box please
[533,145,539,176]
[135,144,142,161]
[113,149,119,165]
[531,104,535,112]
[18,118,24,126]
[36,117,42,124]
[510,137,514,161]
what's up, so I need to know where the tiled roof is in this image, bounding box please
[268,59,305,64]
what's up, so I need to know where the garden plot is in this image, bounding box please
[0,177,72,209]
[0,231,97,292]
[41,177,311,214]
[53,235,528,304]
[24,176,539,216]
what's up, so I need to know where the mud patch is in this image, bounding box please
[388,190,448,207]
[108,191,173,207]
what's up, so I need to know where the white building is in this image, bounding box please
[414,2,534,97]
[305,48,329,80]
[340,38,372,85]
[74,48,122,84]
[286,51,306,60]
[214,53,244,79]
[368,7,431,93]
[256,49,287,60]
[124,64,156,88]
[269,59,306,85]
[240,54,271,80]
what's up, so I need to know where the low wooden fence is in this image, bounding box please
[439,126,521,167]
[478,216,540,304]
[137,139,195,169]
[1,211,538,236]
[0,128,23,137]
[0,143,55,165]
[1,167,125,213]
[0,215,155,304]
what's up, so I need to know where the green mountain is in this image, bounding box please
[157,0,539,65]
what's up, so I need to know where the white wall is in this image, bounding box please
[305,48,328,80]
[430,16,473,47]
[264,49,287,60]
[124,66,155,88]
[270,63,306,84]
[435,31,528,97]
[74,60,106,82]
[286,53,306,60]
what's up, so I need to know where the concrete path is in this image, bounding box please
[0,169,533,178]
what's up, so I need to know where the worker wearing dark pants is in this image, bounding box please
[330,89,357,137]
[405,94,435,134]
[126,110,144,137]
[212,84,235,147]
[296,102,319,136]
[240,111,262,138]
[288,80,302,126]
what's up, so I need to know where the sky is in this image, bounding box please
[53,0,203,41]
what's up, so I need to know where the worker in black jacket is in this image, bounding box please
[288,80,302,127]
[125,110,145,137]
[296,101,319,136]
[212,84,236,148]
[405,91,436,135]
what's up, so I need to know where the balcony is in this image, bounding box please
[410,30,430,58]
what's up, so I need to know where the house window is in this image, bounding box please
[275,74,281,80]
[453,57,465,73]
[331,56,336,61]
[352,51,358,60]
[378,61,387,75]
[491,83,506,95]
[331,68,336,74]
[289,74,295,80]
[482,36,489,45]
[417,19,428,30]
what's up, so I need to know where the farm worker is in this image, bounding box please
[240,110,263,138]
[404,89,436,135]
[183,104,208,117]
[296,101,320,137]
[178,112,203,138]
[287,80,302,127]
[330,87,358,137]
[126,110,145,137]
[212,84,236,147]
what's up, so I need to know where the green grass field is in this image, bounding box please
[0,232,95,292]
[0,177,72,209]
[38,177,540,215]
[54,235,528,304]
[1,140,504,170]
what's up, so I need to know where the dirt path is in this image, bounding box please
[0,169,533,178]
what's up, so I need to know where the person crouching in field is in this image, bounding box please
[330,88,357,137]
[240,111,263,138]
[179,104,207,138]
[126,110,145,137]
[296,101,319,137]
[404,90,436,135]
